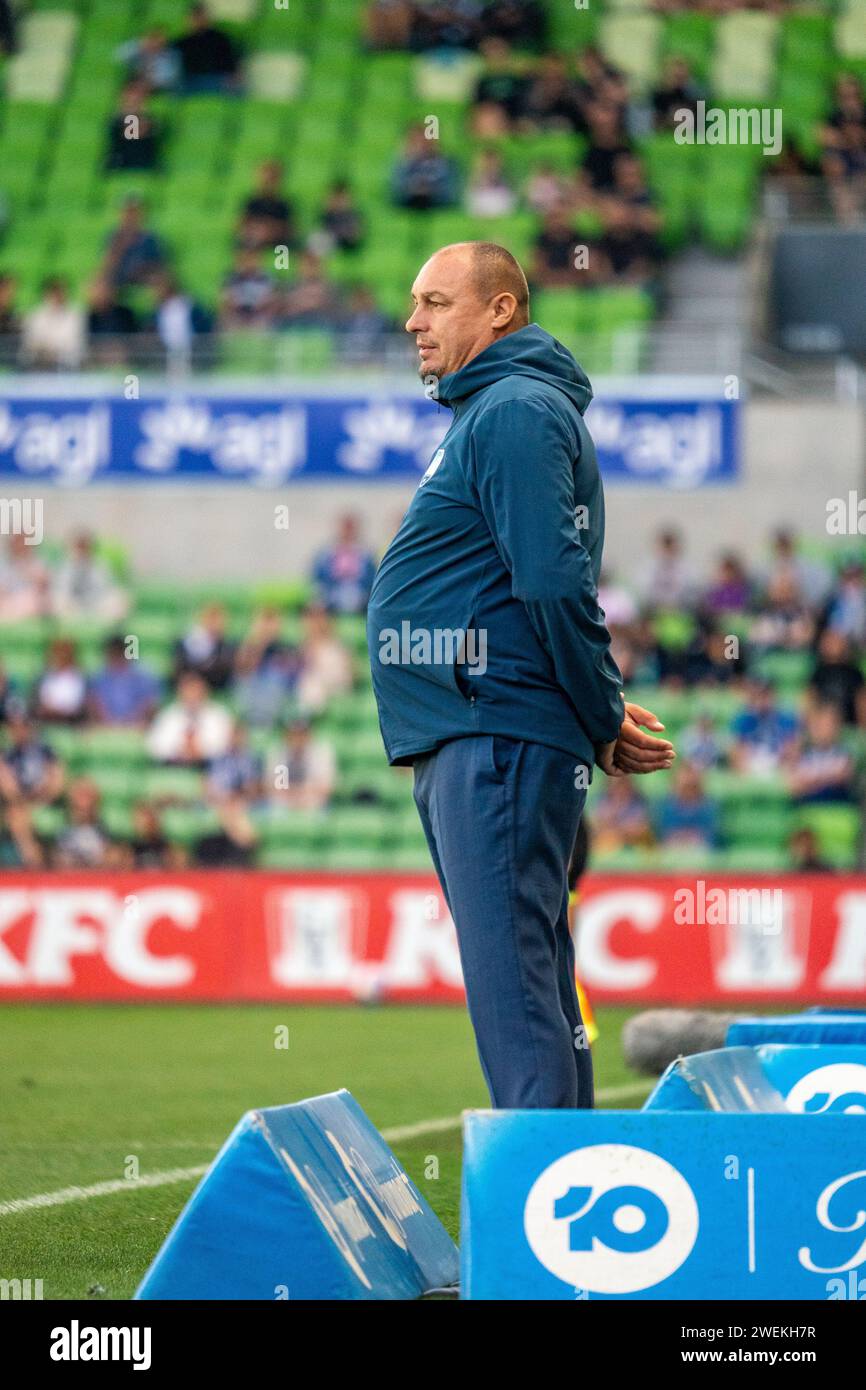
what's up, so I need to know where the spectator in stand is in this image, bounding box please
[117,26,181,93]
[312,515,378,615]
[173,603,235,692]
[53,531,129,624]
[149,271,213,363]
[194,796,257,866]
[471,37,527,138]
[147,671,233,765]
[126,801,179,868]
[591,777,654,853]
[787,702,856,805]
[531,205,578,288]
[268,716,336,813]
[391,125,460,210]
[20,277,86,370]
[465,148,518,217]
[312,181,366,254]
[0,272,19,354]
[105,81,162,172]
[54,778,117,869]
[296,603,354,714]
[596,198,661,287]
[682,621,746,687]
[364,0,414,50]
[86,277,138,367]
[206,724,264,804]
[728,677,799,774]
[526,161,568,214]
[0,534,52,624]
[809,628,866,727]
[638,527,694,611]
[579,100,632,195]
[0,0,16,57]
[102,197,166,291]
[219,249,277,330]
[173,2,242,95]
[88,634,162,727]
[233,608,300,728]
[818,560,866,648]
[652,55,702,130]
[410,1,481,51]
[236,161,298,253]
[788,825,831,873]
[655,763,720,849]
[0,662,19,722]
[819,74,866,223]
[701,551,752,617]
[482,0,547,50]
[0,709,64,867]
[760,527,830,609]
[749,571,814,654]
[679,711,724,771]
[338,284,395,362]
[280,251,340,330]
[573,44,629,124]
[34,639,88,725]
[520,53,581,133]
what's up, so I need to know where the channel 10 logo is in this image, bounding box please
[523,1145,699,1294]
[784,1063,866,1115]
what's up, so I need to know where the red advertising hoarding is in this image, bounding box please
[0,871,864,1006]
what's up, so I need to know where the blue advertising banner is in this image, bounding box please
[0,390,738,487]
[461,1111,866,1300]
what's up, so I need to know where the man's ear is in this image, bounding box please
[490,292,518,330]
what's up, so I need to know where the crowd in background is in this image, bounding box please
[0,515,864,869]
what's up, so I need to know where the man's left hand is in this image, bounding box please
[613,701,676,775]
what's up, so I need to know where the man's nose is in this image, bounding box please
[405,305,424,334]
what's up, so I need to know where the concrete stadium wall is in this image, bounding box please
[6,399,864,589]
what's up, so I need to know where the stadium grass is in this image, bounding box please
[0,1003,648,1299]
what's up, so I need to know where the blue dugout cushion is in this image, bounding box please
[728,1011,866,1047]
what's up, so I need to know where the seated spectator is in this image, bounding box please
[591,777,654,853]
[20,277,86,370]
[34,639,88,725]
[574,44,629,123]
[219,249,277,330]
[105,81,162,172]
[465,148,517,217]
[89,634,162,727]
[173,603,235,691]
[531,206,578,288]
[126,802,179,868]
[410,1,481,51]
[86,277,138,366]
[0,272,19,353]
[728,677,799,774]
[194,797,257,865]
[338,284,395,361]
[655,763,720,848]
[233,607,300,727]
[701,551,752,616]
[173,1,242,95]
[391,125,460,210]
[809,629,866,727]
[482,0,547,51]
[0,708,63,866]
[296,604,354,713]
[818,560,866,648]
[819,74,866,223]
[364,0,414,50]
[312,515,378,615]
[579,100,631,196]
[54,778,115,869]
[786,702,856,805]
[682,621,747,686]
[147,671,234,765]
[313,180,366,254]
[638,527,694,611]
[268,716,336,813]
[679,712,724,771]
[206,724,263,804]
[0,533,51,624]
[526,161,568,215]
[149,271,213,361]
[749,571,814,653]
[236,160,298,253]
[652,55,702,130]
[0,0,16,57]
[102,197,166,291]
[760,527,831,609]
[280,251,340,330]
[0,662,19,722]
[606,152,662,231]
[788,825,831,873]
[596,199,661,286]
[471,36,527,138]
[520,53,581,133]
[117,26,181,93]
[53,531,129,624]
[598,568,638,629]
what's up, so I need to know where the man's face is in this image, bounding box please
[405,250,493,381]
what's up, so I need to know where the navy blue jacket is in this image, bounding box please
[367,323,624,770]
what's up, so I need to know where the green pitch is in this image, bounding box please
[0,1003,650,1300]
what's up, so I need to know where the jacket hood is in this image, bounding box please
[435,323,593,415]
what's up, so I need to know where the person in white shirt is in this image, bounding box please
[295,603,353,714]
[268,717,336,813]
[20,277,86,369]
[147,672,233,765]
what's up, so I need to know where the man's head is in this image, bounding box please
[405,241,530,380]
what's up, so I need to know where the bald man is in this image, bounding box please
[367,242,674,1109]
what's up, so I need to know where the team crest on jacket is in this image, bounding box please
[420,448,444,486]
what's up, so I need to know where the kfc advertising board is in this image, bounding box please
[0,872,864,1005]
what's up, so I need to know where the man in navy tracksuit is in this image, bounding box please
[367,242,674,1109]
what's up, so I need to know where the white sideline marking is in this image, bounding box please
[0,1081,652,1218]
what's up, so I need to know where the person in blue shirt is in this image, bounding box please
[367,240,674,1108]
